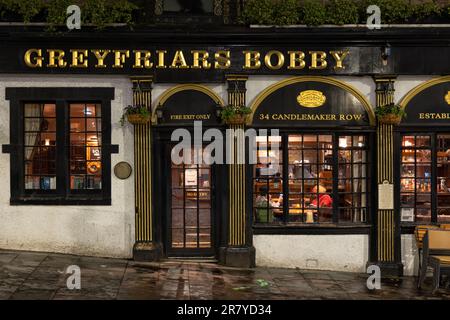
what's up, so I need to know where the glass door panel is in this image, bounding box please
[170,147,212,252]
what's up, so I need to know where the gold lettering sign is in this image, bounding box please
[419,113,450,120]
[22,48,350,71]
[258,113,364,121]
[170,114,211,120]
[297,90,326,108]
[445,91,450,105]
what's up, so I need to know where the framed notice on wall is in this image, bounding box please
[378,180,394,210]
[401,208,415,222]
[185,169,197,186]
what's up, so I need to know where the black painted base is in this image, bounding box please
[219,246,256,268]
[366,261,404,278]
[133,242,162,262]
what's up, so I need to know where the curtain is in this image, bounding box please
[24,104,43,161]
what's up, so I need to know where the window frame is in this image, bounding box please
[5,87,116,205]
[251,130,374,229]
[397,130,450,226]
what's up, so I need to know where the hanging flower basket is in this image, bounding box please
[225,114,248,125]
[120,104,151,126]
[127,113,150,125]
[375,103,406,126]
[219,105,252,125]
[379,114,403,125]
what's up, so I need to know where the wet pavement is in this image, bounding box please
[0,249,449,300]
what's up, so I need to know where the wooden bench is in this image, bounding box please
[415,225,440,275]
[418,229,450,293]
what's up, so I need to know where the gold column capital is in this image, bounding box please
[373,75,397,82]
[130,76,154,92]
[225,74,249,82]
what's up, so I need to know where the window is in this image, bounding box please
[24,104,57,190]
[69,104,102,190]
[400,133,450,223]
[253,133,370,225]
[5,88,115,205]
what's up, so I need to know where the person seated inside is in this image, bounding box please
[310,185,333,208]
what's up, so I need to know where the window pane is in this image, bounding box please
[287,134,328,223]
[338,135,369,223]
[24,103,57,190]
[254,134,370,225]
[69,103,102,190]
[437,134,450,223]
[400,134,432,223]
[86,118,101,132]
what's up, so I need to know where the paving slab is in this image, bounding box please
[0,249,449,300]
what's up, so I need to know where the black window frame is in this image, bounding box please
[4,87,116,205]
[251,129,374,229]
[396,130,450,226]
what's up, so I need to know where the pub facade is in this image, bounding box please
[0,21,449,277]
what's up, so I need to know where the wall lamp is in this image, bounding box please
[155,104,163,120]
[381,44,391,66]
[215,103,222,118]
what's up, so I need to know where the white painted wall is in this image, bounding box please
[394,76,434,104]
[0,75,135,258]
[254,234,369,272]
[402,234,419,276]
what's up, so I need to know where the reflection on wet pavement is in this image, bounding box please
[0,250,449,300]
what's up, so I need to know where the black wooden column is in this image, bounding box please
[131,76,162,261]
[370,76,403,276]
[219,74,255,268]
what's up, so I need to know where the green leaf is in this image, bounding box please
[232,286,250,291]
[256,279,270,288]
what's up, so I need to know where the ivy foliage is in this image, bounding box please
[241,0,299,25]
[0,0,137,29]
[327,0,360,25]
[299,0,327,26]
[412,1,442,22]
[0,0,449,27]
[242,0,449,26]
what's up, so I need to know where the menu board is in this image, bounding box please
[378,181,394,210]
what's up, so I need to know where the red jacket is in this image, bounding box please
[311,194,333,208]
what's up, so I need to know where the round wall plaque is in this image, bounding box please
[114,161,132,180]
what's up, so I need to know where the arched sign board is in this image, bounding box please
[251,79,373,127]
[400,81,450,126]
[156,88,222,126]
